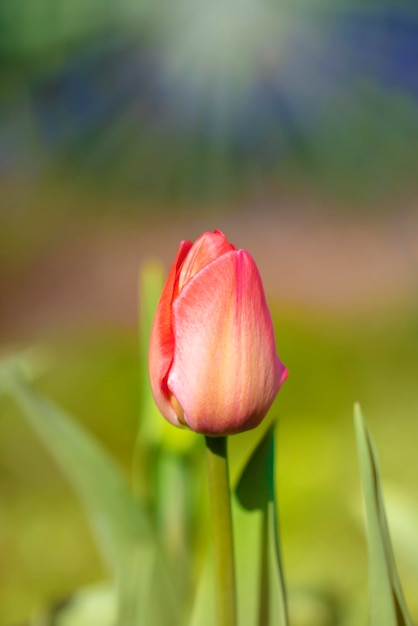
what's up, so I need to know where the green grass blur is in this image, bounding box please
[1,289,417,624]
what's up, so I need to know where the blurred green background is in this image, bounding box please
[1,0,418,624]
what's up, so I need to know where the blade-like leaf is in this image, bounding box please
[137,261,165,449]
[9,376,183,626]
[188,552,215,626]
[157,452,190,588]
[132,261,165,508]
[228,413,277,490]
[233,425,288,626]
[116,541,183,626]
[11,376,149,558]
[354,404,414,626]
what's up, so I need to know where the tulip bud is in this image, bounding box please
[148,230,287,436]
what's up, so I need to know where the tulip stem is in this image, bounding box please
[205,436,237,626]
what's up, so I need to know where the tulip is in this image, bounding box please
[148,230,287,436]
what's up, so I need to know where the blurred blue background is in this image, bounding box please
[1,1,418,624]
[1,0,418,202]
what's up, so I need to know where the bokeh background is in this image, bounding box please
[1,0,418,624]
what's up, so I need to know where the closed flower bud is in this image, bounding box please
[148,230,287,436]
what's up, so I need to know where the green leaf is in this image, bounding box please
[156,452,190,587]
[11,376,149,560]
[228,413,277,490]
[116,542,183,626]
[354,404,414,626]
[232,425,288,626]
[188,552,215,626]
[9,376,182,626]
[137,261,166,449]
[132,261,165,507]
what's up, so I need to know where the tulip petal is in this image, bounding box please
[178,230,235,291]
[148,240,193,426]
[168,250,286,435]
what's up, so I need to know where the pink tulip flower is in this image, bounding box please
[148,230,287,436]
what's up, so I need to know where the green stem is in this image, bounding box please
[205,436,237,626]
